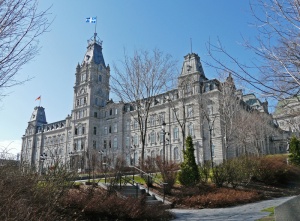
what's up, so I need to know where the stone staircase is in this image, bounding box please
[115,185,164,205]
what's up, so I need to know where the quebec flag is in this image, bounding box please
[86,17,97,23]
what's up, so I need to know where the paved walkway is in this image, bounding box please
[170,196,295,221]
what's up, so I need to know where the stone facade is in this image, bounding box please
[21,34,282,172]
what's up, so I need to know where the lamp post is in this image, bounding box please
[162,121,166,164]
[40,152,47,174]
[98,150,104,171]
[102,162,107,183]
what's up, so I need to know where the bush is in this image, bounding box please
[176,187,261,208]
[199,161,211,184]
[253,155,296,185]
[155,156,179,194]
[224,156,259,188]
[211,163,227,187]
[64,187,172,220]
[178,136,200,186]
[289,136,300,166]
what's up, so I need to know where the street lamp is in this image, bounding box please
[98,150,104,171]
[102,162,107,184]
[40,152,47,174]
[162,121,166,164]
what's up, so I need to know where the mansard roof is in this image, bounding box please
[82,33,105,66]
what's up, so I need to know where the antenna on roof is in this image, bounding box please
[190,38,193,53]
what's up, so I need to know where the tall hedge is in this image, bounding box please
[289,136,300,166]
[178,136,200,186]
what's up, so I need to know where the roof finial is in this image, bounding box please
[190,38,193,54]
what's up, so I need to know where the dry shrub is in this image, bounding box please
[155,156,179,194]
[253,155,299,185]
[0,164,76,221]
[176,187,261,208]
[63,187,172,220]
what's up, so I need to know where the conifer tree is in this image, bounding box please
[178,136,200,186]
[289,136,300,166]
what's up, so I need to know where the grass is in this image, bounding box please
[257,207,275,221]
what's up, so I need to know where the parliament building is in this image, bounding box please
[21,33,285,172]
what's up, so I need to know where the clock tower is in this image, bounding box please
[71,33,110,170]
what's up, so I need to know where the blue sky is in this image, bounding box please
[0,0,258,155]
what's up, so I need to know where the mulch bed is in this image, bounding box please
[145,182,300,209]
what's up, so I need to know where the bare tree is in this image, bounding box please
[111,49,176,165]
[206,0,300,99]
[0,0,51,98]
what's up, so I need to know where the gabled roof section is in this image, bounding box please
[82,33,105,66]
[180,53,206,79]
[29,106,47,126]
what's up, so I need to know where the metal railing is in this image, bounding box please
[129,165,168,203]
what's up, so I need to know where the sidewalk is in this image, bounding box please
[170,196,295,221]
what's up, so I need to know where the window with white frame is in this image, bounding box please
[158,113,164,125]
[172,109,178,122]
[149,115,155,126]
[151,150,155,159]
[188,123,194,136]
[113,123,118,133]
[104,126,108,135]
[113,137,118,149]
[174,147,179,160]
[187,106,193,118]
[133,134,138,145]
[126,121,130,131]
[150,131,155,144]
[125,136,130,148]
[173,127,179,140]
[133,119,138,129]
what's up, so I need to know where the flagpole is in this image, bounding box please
[39,96,41,107]
[95,16,97,34]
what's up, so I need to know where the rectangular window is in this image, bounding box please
[150,116,155,126]
[113,123,117,133]
[150,132,155,144]
[93,140,96,149]
[125,136,130,148]
[104,126,108,135]
[115,108,118,115]
[158,114,164,125]
[94,112,98,118]
[113,137,118,149]
[172,110,178,122]
[187,106,193,118]
[188,124,194,136]
[173,127,179,140]
[126,121,130,131]
[133,135,138,145]
[93,127,97,135]
[104,140,107,149]
[134,119,138,129]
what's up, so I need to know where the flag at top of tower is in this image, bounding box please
[86,17,97,23]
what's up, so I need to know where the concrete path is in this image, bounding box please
[170,196,295,221]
